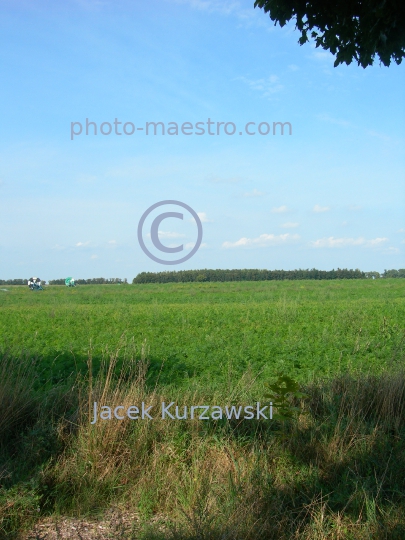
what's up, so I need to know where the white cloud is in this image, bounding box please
[146,231,185,239]
[76,241,90,247]
[288,64,299,71]
[311,50,334,61]
[398,228,405,233]
[367,130,391,142]
[384,247,400,253]
[313,204,330,213]
[197,212,212,222]
[243,189,265,198]
[223,233,300,249]
[317,114,351,128]
[169,0,270,28]
[281,222,299,228]
[237,75,283,98]
[90,254,98,259]
[368,237,389,247]
[271,205,288,213]
[309,237,389,248]
[169,0,244,16]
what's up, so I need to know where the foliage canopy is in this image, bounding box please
[254,0,405,67]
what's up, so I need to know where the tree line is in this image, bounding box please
[1,270,404,286]
[0,278,128,285]
[383,269,405,278]
[0,279,30,285]
[132,268,405,284]
[48,278,128,285]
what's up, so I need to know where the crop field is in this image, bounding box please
[1,279,405,539]
[0,279,404,387]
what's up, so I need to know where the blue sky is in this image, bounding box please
[0,0,404,280]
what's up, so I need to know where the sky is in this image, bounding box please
[0,0,404,280]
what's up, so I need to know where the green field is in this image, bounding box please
[1,279,405,538]
[0,279,404,386]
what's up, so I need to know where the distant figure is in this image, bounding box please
[28,277,43,290]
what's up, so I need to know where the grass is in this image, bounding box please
[1,352,405,539]
[0,279,404,387]
[0,279,404,538]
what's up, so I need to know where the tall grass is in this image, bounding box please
[0,344,404,538]
[0,352,76,539]
[2,358,403,537]
[0,351,39,445]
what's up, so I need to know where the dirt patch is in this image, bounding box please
[19,508,168,540]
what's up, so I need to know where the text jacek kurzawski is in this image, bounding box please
[91,402,273,424]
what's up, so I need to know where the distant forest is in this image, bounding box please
[0,278,128,285]
[132,268,405,284]
[48,278,128,285]
[1,270,404,286]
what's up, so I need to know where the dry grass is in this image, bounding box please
[1,350,405,539]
